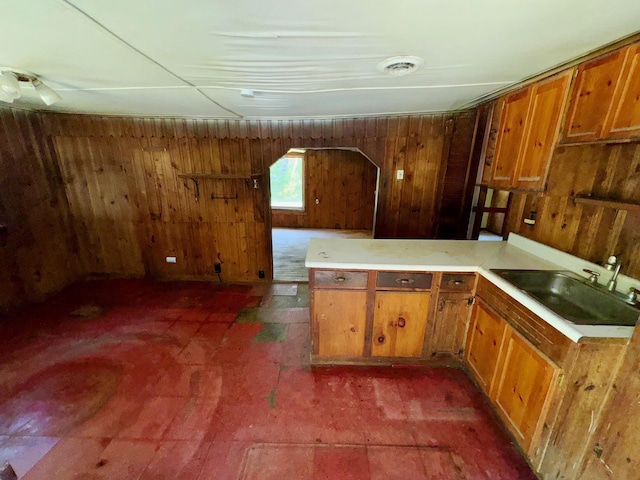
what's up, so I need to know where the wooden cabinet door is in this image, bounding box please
[493,328,561,453]
[312,289,367,357]
[491,88,532,188]
[603,44,640,140]
[465,302,507,395]
[371,291,430,358]
[563,48,627,143]
[515,71,572,190]
[429,292,472,356]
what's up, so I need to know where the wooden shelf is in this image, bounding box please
[573,195,640,212]
[178,173,259,180]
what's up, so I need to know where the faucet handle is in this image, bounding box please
[583,269,600,283]
[629,287,640,304]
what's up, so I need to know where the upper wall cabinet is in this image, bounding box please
[563,42,640,143]
[490,71,572,191]
[563,48,627,143]
[602,43,640,140]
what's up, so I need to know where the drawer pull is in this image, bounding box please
[335,276,346,282]
[396,278,414,285]
[397,317,406,328]
[452,279,464,285]
[377,335,385,344]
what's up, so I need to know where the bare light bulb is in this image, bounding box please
[0,72,21,101]
[32,79,62,106]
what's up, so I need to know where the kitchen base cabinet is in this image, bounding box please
[312,289,368,357]
[371,291,430,358]
[427,272,476,357]
[310,268,469,365]
[470,277,629,479]
[493,327,561,453]
[428,292,471,356]
[465,302,507,395]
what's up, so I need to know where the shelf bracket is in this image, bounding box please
[190,178,200,202]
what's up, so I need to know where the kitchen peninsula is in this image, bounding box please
[305,233,640,478]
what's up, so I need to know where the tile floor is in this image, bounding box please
[272,228,371,281]
[0,279,537,479]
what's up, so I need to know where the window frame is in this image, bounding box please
[269,154,305,212]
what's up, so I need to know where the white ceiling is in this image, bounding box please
[2,0,639,119]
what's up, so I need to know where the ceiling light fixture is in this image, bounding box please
[240,89,255,98]
[0,68,62,106]
[378,56,424,76]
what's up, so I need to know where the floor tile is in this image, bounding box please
[240,443,314,480]
[163,397,222,441]
[313,445,370,480]
[197,441,252,479]
[367,446,426,480]
[139,440,211,480]
[1,279,536,479]
[21,437,107,480]
[0,436,59,478]
[117,396,185,439]
[86,438,158,479]
[271,284,299,296]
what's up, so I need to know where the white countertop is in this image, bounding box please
[305,234,640,342]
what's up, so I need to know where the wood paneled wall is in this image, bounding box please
[0,108,82,311]
[271,149,378,230]
[579,324,640,478]
[41,111,477,282]
[504,142,640,279]
[437,112,479,238]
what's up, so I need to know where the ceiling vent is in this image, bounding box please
[378,56,424,76]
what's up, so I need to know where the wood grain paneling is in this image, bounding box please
[437,111,479,238]
[0,108,82,310]
[53,135,269,282]
[579,327,640,479]
[40,111,477,282]
[505,142,640,280]
[271,149,377,230]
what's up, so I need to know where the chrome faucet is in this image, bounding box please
[605,255,622,292]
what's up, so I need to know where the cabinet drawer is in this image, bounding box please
[313,270,368,289]
[440,273,476,292]
[376,272,432,290]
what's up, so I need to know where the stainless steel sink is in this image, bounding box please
[490,269,640,327]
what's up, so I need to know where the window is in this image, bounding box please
[270,156,304,209]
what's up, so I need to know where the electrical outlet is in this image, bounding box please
[258,270,265,279]
[396,169,404,180]
[214,263,222,274]
[165,256,177,264]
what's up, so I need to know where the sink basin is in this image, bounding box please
[490,269,640,327]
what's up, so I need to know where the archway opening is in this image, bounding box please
[270,148,379,281]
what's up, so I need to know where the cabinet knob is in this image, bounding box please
[377,335,385,344]
[335,276,346,282]
[397,317,406,328]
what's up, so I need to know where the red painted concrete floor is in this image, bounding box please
[0,279,537,479]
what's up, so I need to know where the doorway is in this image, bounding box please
[270,148,379,281]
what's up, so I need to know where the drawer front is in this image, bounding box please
[313,270,368,289]
[376,272,432,290]
[440,273,476,292]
